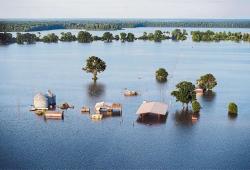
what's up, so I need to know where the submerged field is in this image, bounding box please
[0,27,250,169]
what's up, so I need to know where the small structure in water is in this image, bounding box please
[58,102,74,110]
[81,106,90,113]
[90,113,103,120]
[32,90,56,110]
[33,93,49,110]
[124,90,138,96]
[45,90,56,109]
[136,101,168,121]
[44,111,64,120]
[95,102,122,113]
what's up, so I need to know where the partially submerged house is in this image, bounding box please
[136,101,168,118]
[136,101,168,125]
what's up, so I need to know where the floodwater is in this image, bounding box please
[0,27,250,169]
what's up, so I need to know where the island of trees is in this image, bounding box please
[192,30,250,42]
[1,29,250,45]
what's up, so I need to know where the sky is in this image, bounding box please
[1,0,250,19]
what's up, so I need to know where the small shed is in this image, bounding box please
[45,90,56,107]
[136,101,168,116]
[33,93,48,110]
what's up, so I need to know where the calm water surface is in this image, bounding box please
[0,28,250,169]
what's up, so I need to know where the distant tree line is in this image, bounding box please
[1,29,250,45]
[191,30,250,42]
[1,19,250,32]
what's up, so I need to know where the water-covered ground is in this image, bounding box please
[0,28,250,169]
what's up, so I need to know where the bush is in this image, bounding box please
[228,102,238,115]
[192,101,201,113]
[155,68,168,82]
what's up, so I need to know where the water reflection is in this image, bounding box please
[102,111,122,119]
[174,110,200,126]
[136,113,167,126]
[156,80,168,102]
[202,91,216,102]
[228,113,238,120]
[87,82,105,98]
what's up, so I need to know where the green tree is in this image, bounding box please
[228,102,238,115]
[0,32,14,44]
[102,32,113,42]
[192,101,201,113]
[154,30,165,42]
[60,32,76,41]
[77,31,93,43]
[138,32,148,40]
[126,33,135,42]
[171,81,196,109]
[42,33,58,43]
[197,73,217,91]
[82,56,106,81]
[120,32,127,42]
[155,68,168,82]
[171,29,188,41]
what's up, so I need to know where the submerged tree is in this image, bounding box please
[197,73,217,92]
[126,33,135,42]
[228,102,238,115]
[171,29,188,41]
[192,101,201,113]
[120,32,127,42]
[60,32,76,41]
[42,33,59,43]
[171,81,196,109]
[77,31,93,43]
[0,32,14,44]
[102,32,113,42]
[82,56,106,81]
[16,33,37,44]
[155,68,168,82]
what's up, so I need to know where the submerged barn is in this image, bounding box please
[136,101,168,117]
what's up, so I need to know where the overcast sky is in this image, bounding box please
[1,0,249,19]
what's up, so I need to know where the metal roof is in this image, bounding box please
[136,102,168,115]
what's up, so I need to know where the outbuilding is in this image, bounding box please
[136,101,168,118]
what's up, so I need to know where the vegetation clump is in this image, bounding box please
[77,31,93,43]
[0,32,15,44]
[82,56,106,81]
[102,32,114,42]
[191,30,250,42]
[16,33,38,44]
[60,32,76,42]
[127,33,135,42]
[192,101,201,113]
[120,32,127,42]
[155,68,168,82]
[171,29,188,40]
[171,81,196,109]
[138,30,170,42]
[197,73,217,92]
[42,33,59,43]
[228,102,238,115]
